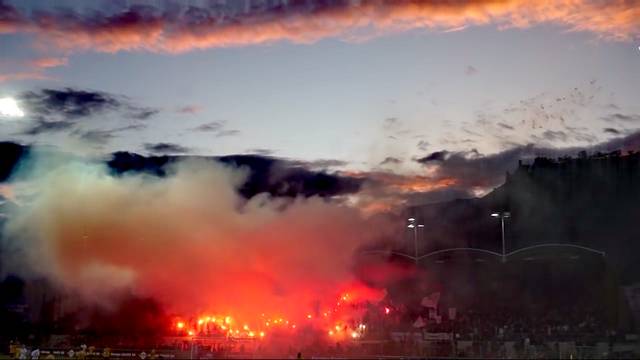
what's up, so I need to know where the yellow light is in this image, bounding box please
[243,325,249,331]
[225,316,232,324]
[248,331,255,337]
[177,322,185,329]
[335,325,340,331]
[188,330,194,336]
[221,325,227,330]
[351,331,358,339]
[306,314,312,319]
[329,330,334,336]
[235,330,239,334]
[205,317,211,322]
[259,331,265,337]
[197,319,204,325]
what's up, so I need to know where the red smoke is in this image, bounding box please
[4,157,396,335]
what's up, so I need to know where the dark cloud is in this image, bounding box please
[416,151,448,163]
[192,122,224,132]
[541,130,568,142]
[465,65,478,76]
[604,128,621,135]
[216,129,241,137]
[106,152,362,199]
[497,122,514,130]
[602,113,640,122]
[73,124,147,145]
[20,88,120,119]
[245,148,274,156]
[129,108,159,120]
[143,143,192,155]
[19,88,159,122]
[19,118,74,136]
[414,131,640,199]
[383,117,400,129]
[380,157,402,166]
[417,140,429,151]
[177,105,201,114]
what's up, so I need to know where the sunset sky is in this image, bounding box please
[1,0,639,200]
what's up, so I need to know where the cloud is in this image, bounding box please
[0,0,637,56]
[19,118,74,136]
[413,131,640,202]
[177,105,202,114]
[192,121,224,132]
[417,140,429,151]
[143,142,191,155]
[380,157,402,166]
[465,65,478,76]
[29,57,68,69]
[15,88,158,136]
[497,122,515,130]
[416,150,448,163]
[216,129,241,137]
[20,88,159,121]
[245,148,275,156]
[73,124,147,145]
[602,113,640,123]
[604,127,621,135]
[0,71,51,83]
[21,88,120,119]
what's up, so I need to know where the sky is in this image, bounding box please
[0,0,639,202]
[1,0,640,325]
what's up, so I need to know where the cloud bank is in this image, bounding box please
[0,0,637,56]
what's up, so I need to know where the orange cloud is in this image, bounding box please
[0,1,637,54]
[29,57,68,69]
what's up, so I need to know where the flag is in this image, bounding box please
[421,292,441,308]
[448,307,457,320]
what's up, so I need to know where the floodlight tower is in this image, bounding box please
[407,218,425,264]
[491,212,511,262]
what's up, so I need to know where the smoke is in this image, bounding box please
[2,151,394,325]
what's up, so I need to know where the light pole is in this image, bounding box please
[407,218,424,264]
[491,212,511,262]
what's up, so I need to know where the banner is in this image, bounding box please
[448,307,457,320]
[424,332,452,341]
[421,292,441,308]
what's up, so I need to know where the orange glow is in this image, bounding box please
[176,321,185,329]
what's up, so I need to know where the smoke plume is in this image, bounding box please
[2,151,393,326]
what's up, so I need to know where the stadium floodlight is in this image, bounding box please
[407,218,424,264]
[491,211,511,262]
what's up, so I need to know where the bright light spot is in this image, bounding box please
[224,316,232,324]
[248,331,255,337]
[197,319,204,325]
[384,307,391,315]
[259,331,265,337]
[243,324,249,331]
[329,330,334,336]
[0,97,24,118]
[187,330,194,336]
[351,331,358,339]
[306,314,312,319]
[176,322,185,329]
